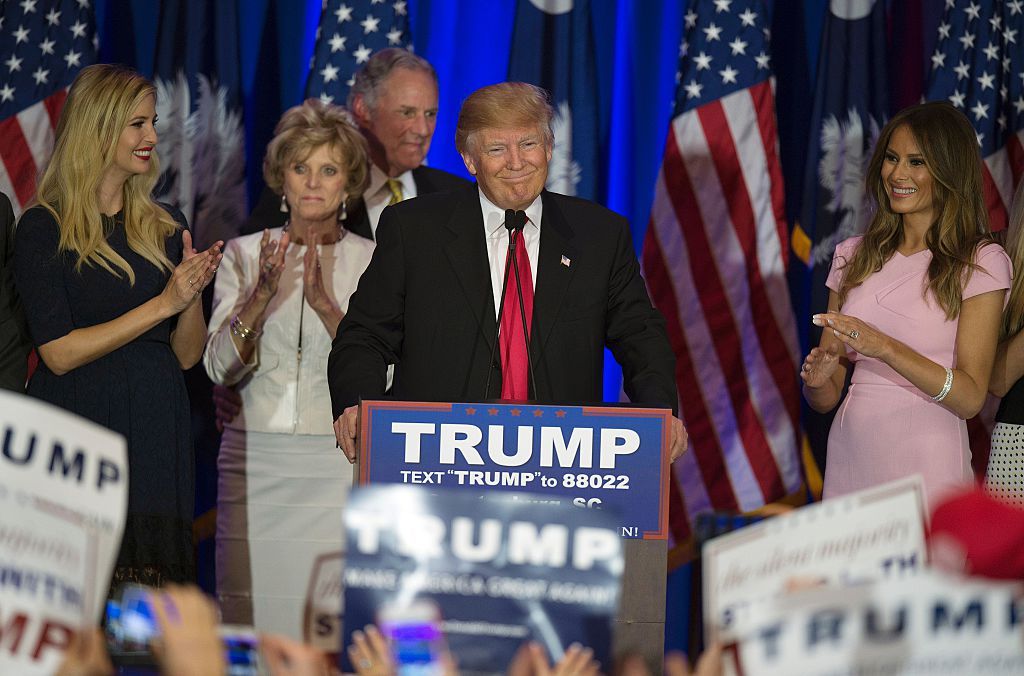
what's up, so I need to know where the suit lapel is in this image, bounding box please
[442,188,498,348]
[346,199,373,240]
[411,166,434,193]
[534,191,576,352]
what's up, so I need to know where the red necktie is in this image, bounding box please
[500,227,534,400]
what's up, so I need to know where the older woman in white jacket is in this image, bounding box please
[204,99,373,637]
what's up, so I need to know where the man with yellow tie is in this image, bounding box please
[241,49,468,240]
[346,48,470,240]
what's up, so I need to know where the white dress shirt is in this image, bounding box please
[204,226,375,435]
[480,191,542,320]
[365,164,417,237]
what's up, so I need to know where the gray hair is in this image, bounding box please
[346,48,437,111]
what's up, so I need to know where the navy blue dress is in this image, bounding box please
[13,205,195,588]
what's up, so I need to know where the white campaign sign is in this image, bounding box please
[303,550,344,656]
[723,570,1024,676]
[703,475,927,641]
[0,390,127,675]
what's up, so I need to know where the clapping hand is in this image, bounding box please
[257,228,291,298]
[812,312,888,360]
[303,234,342,320]
[800,345,840,389]
[162,231,222,315]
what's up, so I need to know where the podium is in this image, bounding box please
[355,399,672,673]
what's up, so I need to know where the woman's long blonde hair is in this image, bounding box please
[836,102,992,319]
[34,64,178,284]
[1001,180,1024,339]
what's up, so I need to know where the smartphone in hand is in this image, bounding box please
[378,600,446,676]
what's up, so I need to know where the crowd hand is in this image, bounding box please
[261,633,332,676]
[669,417,688,463]
[800,345,840,389]
[257,228,291,297]
[349,625,395,676]
[812,312,887,359]
[507,641,599,676]
[54,626,113,676]
[668,646,723,676]
[148,584,225,676]
[335,404,360,464]
[162,234,223,315]
[212,384,242,432]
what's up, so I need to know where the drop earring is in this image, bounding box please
[280,194,289,213]
[339,199,348,222]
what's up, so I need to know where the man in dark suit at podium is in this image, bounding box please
[241,48,468,239]
[329,82,686,462]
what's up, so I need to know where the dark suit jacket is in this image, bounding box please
[241,165,470,240]
[328,185,677,417]
[0,193,30,391]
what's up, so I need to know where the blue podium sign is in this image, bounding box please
[358,401,671,539]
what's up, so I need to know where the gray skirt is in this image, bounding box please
[216,428,353,638]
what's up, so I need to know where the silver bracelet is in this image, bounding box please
[230,315,261,341]
[932,367,953,402]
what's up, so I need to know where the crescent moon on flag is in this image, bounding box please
[528,0,574,15]
[829,0,875,21]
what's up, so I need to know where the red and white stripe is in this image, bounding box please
[0,88,67,217]
[983,128,1024,232]
[642,79,802,543]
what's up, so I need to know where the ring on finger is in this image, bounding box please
[849,330,860,340]
[263,262,274,272]
[359,659,372,669]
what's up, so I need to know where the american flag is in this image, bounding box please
[0,0,96,216]
[927,0,1024,476]
[927,0,1024,232]
[641,0,803,547]
[305,0,412,106]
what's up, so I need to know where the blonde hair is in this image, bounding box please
[836,102,992,319]
[263,99,370,206]
[34,64,178,284]
[455,82,554,155]
[1001,180,1024,338]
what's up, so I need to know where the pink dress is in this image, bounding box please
[823,236,1011,508]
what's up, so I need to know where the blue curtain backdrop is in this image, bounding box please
[89,0,853,283]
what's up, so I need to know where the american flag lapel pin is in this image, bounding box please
[561,254,571,268]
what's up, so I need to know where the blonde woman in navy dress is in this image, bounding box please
[13,64,222,588]
[801,102,1010,509]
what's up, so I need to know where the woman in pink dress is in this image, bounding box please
[801,102,1011,508]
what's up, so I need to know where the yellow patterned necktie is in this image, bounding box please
[386,178,404,205]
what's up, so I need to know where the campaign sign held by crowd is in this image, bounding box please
[358,400,671,539]
[0,390,127,675]
[341,485,623,675]
[703,475,927,642]
[722,570,1024,676]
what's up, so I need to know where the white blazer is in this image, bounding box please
[204,226,374,435]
